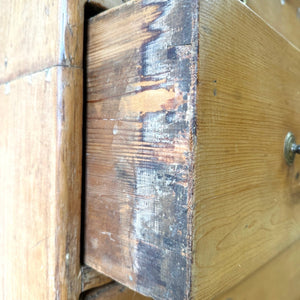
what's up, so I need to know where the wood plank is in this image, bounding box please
[84,0,300,299]
[83,282,152,300]
[0,66,83,299]
[215,239,300,300]
[0,0,85,298]
[193,0,300,298]
[0,0,84,83]
[81,265,113,292]
[84,1,198,299]
[245,0,300,50]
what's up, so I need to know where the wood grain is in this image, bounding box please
[193,0,300,298]
[82,282,152,300]
[0,0,84,84]
[84,0,198,299]
[0,67,83,299]
[81,265,113,292]
[0,0,85,298]
[246,0,300,50]
[84,0,300,299]
[215,238,300,300]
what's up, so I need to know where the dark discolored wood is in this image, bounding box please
[81,265,113,292]
[84,0,198,299]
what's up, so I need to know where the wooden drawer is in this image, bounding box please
[83,0,300,299]
[2,0,300,299]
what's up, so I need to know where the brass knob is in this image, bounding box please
[284,132,300,165]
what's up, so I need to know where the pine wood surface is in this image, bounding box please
[0,0,84,84]
[215,238,300,300]
[0,67,83,299]
[194,0,300,298]
[0,0,84,299]
[246,0,300,50]
[84,0,300,299]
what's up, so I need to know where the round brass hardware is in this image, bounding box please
[284,132,300,165]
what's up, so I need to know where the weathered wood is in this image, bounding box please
[0,0,84,84]
[81,265,113,292]
[84,0,198,299]
[245,0,300,50]
[84,0,300,299]
[215,238,300,300]
[83,282,152,300]
[0,0,84,298]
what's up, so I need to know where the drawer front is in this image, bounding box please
[194,1,300,298]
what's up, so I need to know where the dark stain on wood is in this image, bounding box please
[84,0,198,299]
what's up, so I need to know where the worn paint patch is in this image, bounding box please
[129,0,198,299]
[119,88,178,116]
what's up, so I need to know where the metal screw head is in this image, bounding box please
[284,132,296,165]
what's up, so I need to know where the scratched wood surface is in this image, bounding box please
[194,0,300,298]
[84,0,198,299]
[85,0,300,299]
[216,238,300,300]
[245,0,300,50]
[0,0,84,299]
[0,67,83,299]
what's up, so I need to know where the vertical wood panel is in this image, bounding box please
[0,0,84,83]
[0,67,82,299]
[0,0,84,298]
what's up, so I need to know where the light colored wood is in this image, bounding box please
[0,66,83,299]
[81,265,113,292]
[215,238,300,300]
[193,0,300,298]
[246,0,300,49]
[83,282,152,300]
[0,0,84,298]
[0,0,84,84]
